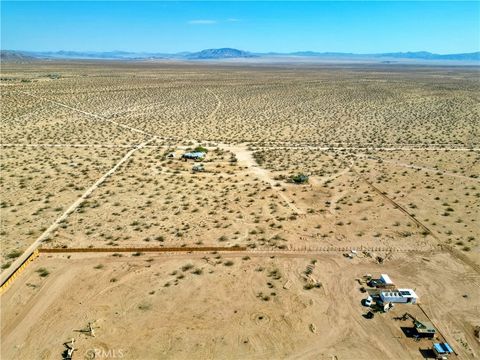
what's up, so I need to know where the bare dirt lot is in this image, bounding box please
[1,251,479,360]
[1,61,479,359]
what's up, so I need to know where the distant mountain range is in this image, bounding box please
[186,48,256,59]
[0,50,37,62]
[2,48,479,62]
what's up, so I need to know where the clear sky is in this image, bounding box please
[1,1,479,54]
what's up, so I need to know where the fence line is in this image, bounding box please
[0,250,39,293]
[0,244,431,294]
[38,246,247,254]
[249,245,434,253]
[37,245,429,254]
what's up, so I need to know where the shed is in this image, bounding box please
[380,288,418,304]
[413,320,436,338]
[380,274,393,285]
[433,343,453,358]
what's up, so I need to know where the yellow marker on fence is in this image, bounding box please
[0,249,40,294]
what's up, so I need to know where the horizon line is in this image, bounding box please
[3,49,480,56]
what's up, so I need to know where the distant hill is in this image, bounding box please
[377,51,480,61]
[1,48,478,62]
[287,51,480,61]
[0,50,37,63]
[186,48,256,59]
[21,50,168,60]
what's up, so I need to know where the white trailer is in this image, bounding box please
[380,288,418,304]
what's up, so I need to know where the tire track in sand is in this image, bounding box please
[206,88,222,121]
[18,91,158,139]
[218,144,304,215]
[350,163,480,274]
[0,138,156,288]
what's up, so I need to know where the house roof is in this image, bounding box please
[183,152,205,158]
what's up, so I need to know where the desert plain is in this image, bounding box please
[0,61,479,359]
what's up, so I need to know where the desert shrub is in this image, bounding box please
[181,263,194,271]
[304,282,322,290]
[6,250,22,259]
[290,173,309,184]
[46,73,61,79]
[138,302,151,311]
[192,268,203,275]
[193,146,208,153]
[36,267,50,277]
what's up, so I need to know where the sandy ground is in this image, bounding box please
[36,143,437,255]
[1,251,479,360]
[0,146,127,263]
[1,63,479,360]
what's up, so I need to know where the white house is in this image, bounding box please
[380,288,418,304]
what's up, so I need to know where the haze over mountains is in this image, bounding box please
[1,48,479,62]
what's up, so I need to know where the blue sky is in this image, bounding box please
[1,1,479,54]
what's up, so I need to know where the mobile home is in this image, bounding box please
[380,288,418,304]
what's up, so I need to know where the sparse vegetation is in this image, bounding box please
[35,267,50,277]
[0,61,478,360]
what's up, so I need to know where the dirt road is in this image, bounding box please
[351,164,480,275]
[0,138,155,286]
[19,91,160,139]
[252,144,480,151]
[219,143,304,214]
[353,153,479,182]
[206,88,222,121]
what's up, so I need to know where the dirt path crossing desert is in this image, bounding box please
[0,138,156,286]
[219,143,304,214]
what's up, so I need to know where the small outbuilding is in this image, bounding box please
[380,274,394,287]
[413,319,436,338]
[380,288,418,304]
[433,343,454,359]
[367,274,395,288]
[395,312,435,338]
